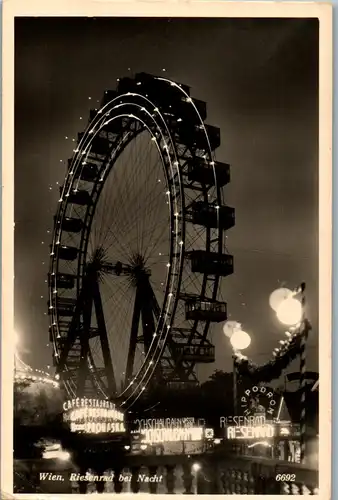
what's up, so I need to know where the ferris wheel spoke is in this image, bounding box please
[143,220,172,264]
[103,189,167,257]
[99,279,136,379]
[119,191,166,245]
[100,276,134,320]
[94,150,166,258]
[101,275,134,314]
[150,279,167,305]
[125,285,143,385]
[141,192,168,251]
[102,225,135,262]
[94,186,117,249]
[123,216,169,257]
[128,131,155,250]
[103,130,154,247]
[109,161,165,247]
[96,225,134,263]
[134,153,166,253]
[119,140,165,249]
[125,215,169,262]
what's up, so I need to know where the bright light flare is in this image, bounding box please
[269,288,292,312]
[43,449,71,461]
[247,441,271,449]
[230,329,251,351]
[14,331,20,348]
[276,297,302,326]
[222,320,241,339]
[192,463,201,472]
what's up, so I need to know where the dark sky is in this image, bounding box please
[14,17,319,383]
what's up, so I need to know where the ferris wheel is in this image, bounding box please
[48,72,235,408]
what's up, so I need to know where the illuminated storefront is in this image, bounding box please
[63,398,125,434]
[226,423,275,440]
[129,417,214,455]
[141,426,213,444]
[224,418,301,463]
[133,417,202,430]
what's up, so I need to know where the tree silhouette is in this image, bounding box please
[14,379,66,458]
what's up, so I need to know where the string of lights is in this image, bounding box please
[14,353,60,388]
[233,323,311,383]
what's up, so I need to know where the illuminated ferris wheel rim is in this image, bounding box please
[48,72,230,407]
[50,98,186,402]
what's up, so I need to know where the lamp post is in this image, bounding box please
[297,283,309,465]
[191,463,201,494]
[271,282,310,464]
[223,325,251,416]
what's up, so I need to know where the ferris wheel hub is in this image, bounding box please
[129,253,151,282]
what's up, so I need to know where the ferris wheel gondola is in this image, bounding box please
[48,72,235,408]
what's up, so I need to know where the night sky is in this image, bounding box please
[14,17,319,383]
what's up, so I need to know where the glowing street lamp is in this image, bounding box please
[230,329,251,350]
[230,329,251,416]
[270,282,309,464]
[223,322,251,416]
[192,463,201,494]
[269,287,292,312]
[276,296,302,326]
[269,286,303,327]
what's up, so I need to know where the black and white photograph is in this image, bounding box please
[1,2,332,498]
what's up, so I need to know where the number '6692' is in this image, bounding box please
[275,474,296,482]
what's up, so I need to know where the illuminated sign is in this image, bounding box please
[141,427,214,444]
[134,417,197,430]
[226,425,275,440]
[63,398,125,434]
[63,398,118,411]
[220,415,266,428]
[132,416,212,444]
[241,385,277,417]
